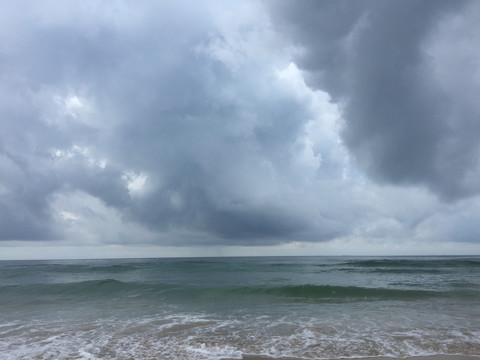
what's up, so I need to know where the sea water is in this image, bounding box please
[1,256,479,359]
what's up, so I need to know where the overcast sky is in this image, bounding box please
[1,0,480,259]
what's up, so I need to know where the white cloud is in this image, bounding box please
[122,171,149,197]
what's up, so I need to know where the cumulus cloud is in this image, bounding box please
[0,0,350,245]
[269,0,480,201]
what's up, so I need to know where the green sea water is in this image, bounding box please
[1,256,479,359]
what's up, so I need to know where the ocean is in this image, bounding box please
[1,256,479,360]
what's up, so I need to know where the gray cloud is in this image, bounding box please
[0,0,349,245]
[269,0,480,201]
[1,0,479,253]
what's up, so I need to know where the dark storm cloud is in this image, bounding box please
[0,154,54,241]
[269,0,480,201]
[0,1,347,244]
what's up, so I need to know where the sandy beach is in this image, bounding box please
[224,356,480,360]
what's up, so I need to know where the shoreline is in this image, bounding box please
[222,356,480,360]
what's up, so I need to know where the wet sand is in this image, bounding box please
[222,355,480,360]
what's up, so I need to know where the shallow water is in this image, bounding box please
[1,256,479,359]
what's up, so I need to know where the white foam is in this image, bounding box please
[2,311,480,360]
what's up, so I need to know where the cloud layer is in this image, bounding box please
[269,0,480,200]
[1,0,480,256]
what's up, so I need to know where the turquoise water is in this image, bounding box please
[1,256,479,359]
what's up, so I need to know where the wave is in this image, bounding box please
[223,284,447,301]
[343,257,480,269]
[336,258,480,276]
[0,279,172,302]
[2,281,479,308]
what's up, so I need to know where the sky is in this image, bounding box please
[1,0,480,259]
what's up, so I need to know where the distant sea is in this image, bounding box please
[1,256,479,360]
